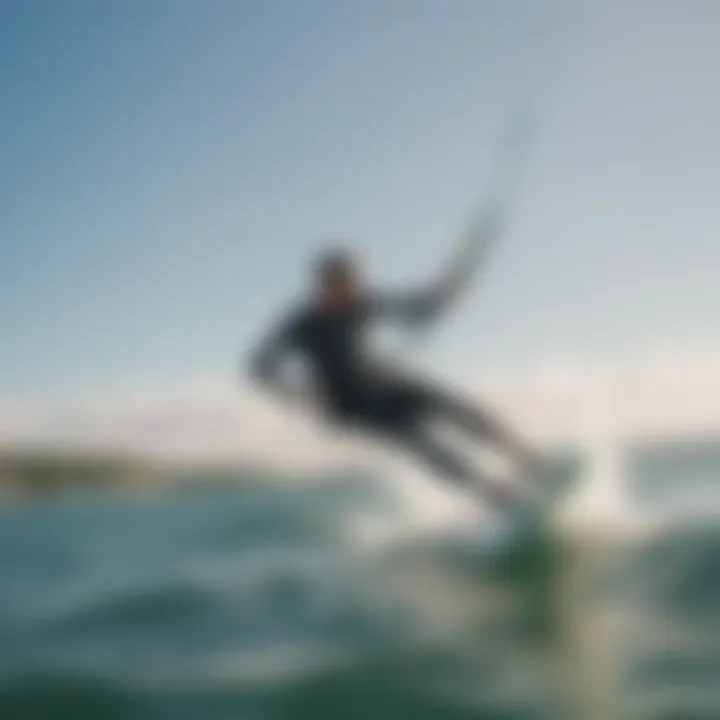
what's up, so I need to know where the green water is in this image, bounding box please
[0,465,718,719]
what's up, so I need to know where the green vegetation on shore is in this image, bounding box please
[0,448,375,503]
[0,449,167,501]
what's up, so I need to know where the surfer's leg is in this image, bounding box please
[396,429,518,510]
[425,386,537,473]
[368,379,534,475]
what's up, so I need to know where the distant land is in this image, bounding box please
[0,447,375,504]
[0,449,159,502]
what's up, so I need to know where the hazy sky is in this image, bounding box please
[2,0,719,403]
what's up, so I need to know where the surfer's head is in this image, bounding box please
[314,247,361,309]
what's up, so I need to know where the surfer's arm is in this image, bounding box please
[367,277,462,325]
[374,206,501,325]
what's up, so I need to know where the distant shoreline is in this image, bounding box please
[0,448,377,504]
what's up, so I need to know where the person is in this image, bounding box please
[246,247,536,509]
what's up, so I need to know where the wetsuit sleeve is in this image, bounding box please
[247,312,303,393]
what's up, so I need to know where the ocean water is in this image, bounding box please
[0,455,718,720]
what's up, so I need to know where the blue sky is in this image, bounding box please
[2,0,719,402]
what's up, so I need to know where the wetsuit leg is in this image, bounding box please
[423,386,532,463]
[350,386,520,507]
[357,380,524,458]
[398,429,477,488]
[394,428,516,508]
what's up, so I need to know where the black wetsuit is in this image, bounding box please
[249,289,518,490]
